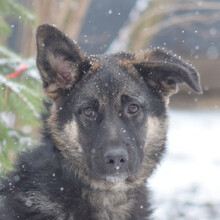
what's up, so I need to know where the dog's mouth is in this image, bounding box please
[103,168,130,183]
[105,174,127,183]
[91,165,129,183]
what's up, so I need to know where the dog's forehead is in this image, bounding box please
[76,59,147,102]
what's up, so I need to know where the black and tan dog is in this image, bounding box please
[0,24,201,220]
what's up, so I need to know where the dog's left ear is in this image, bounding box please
[133,48,202,96]
[36,24,91,99]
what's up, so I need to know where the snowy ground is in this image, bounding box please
[149,109,220,220]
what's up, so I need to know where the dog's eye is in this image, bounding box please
[83,107,95,117]
[127,104,139,114]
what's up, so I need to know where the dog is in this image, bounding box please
[0,24,201,220]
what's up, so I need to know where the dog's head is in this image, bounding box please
[36,25,201,187]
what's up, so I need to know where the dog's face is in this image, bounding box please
[59,62,157,181]
[36,25,201,184]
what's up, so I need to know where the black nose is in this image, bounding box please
[104,148,128,170]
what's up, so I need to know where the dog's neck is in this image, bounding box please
[81,185,134,220]
[61,161,140,219]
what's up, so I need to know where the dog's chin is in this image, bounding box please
[91,169,129,183]
[105,175,127,183]
[103,171,129,183]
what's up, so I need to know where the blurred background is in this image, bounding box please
[0,0,219,219]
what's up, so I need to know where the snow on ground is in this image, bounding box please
[149,109,220,220]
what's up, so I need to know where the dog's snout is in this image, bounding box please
[104,148,128,169]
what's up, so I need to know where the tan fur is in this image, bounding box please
[143,115,167,174]
[63,120,83,154]
[117,59,132,67]
[117,49,155,67]
[134,50,151,62]
[47,107,88,180]
[146,116,167,142]
[161,80,179,97]
[91,61,100,71]
[44,83,59,99]
[128,115,168,186]
[117,59,140,78]
[47,103,58,131]
[82,188,134,220]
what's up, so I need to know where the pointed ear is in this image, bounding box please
[133,49,202,96]
[36,24,91,99]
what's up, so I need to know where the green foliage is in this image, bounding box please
[0,120,33,171]
[0,0,40,172]
[0,50,43,172]
[0,0,36,40]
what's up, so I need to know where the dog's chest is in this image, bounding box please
[80,188,134,220]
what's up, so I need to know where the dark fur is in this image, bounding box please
[0,25,201,220]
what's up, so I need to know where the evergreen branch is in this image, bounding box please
[7,0,36,24]
[0,0,10,14]
[22,58,41,81]
[0,58,41,81]
[3,78,41,98]
[0,17,10,38]
[0,45,22,59]
[0,75,40,119]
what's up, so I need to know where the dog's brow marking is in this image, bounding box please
[91,61,100,71]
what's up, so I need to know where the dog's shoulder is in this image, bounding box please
[0,140,87,219]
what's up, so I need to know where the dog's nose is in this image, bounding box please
[104,148,128,170]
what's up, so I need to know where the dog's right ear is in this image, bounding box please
[36,24,91,99]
